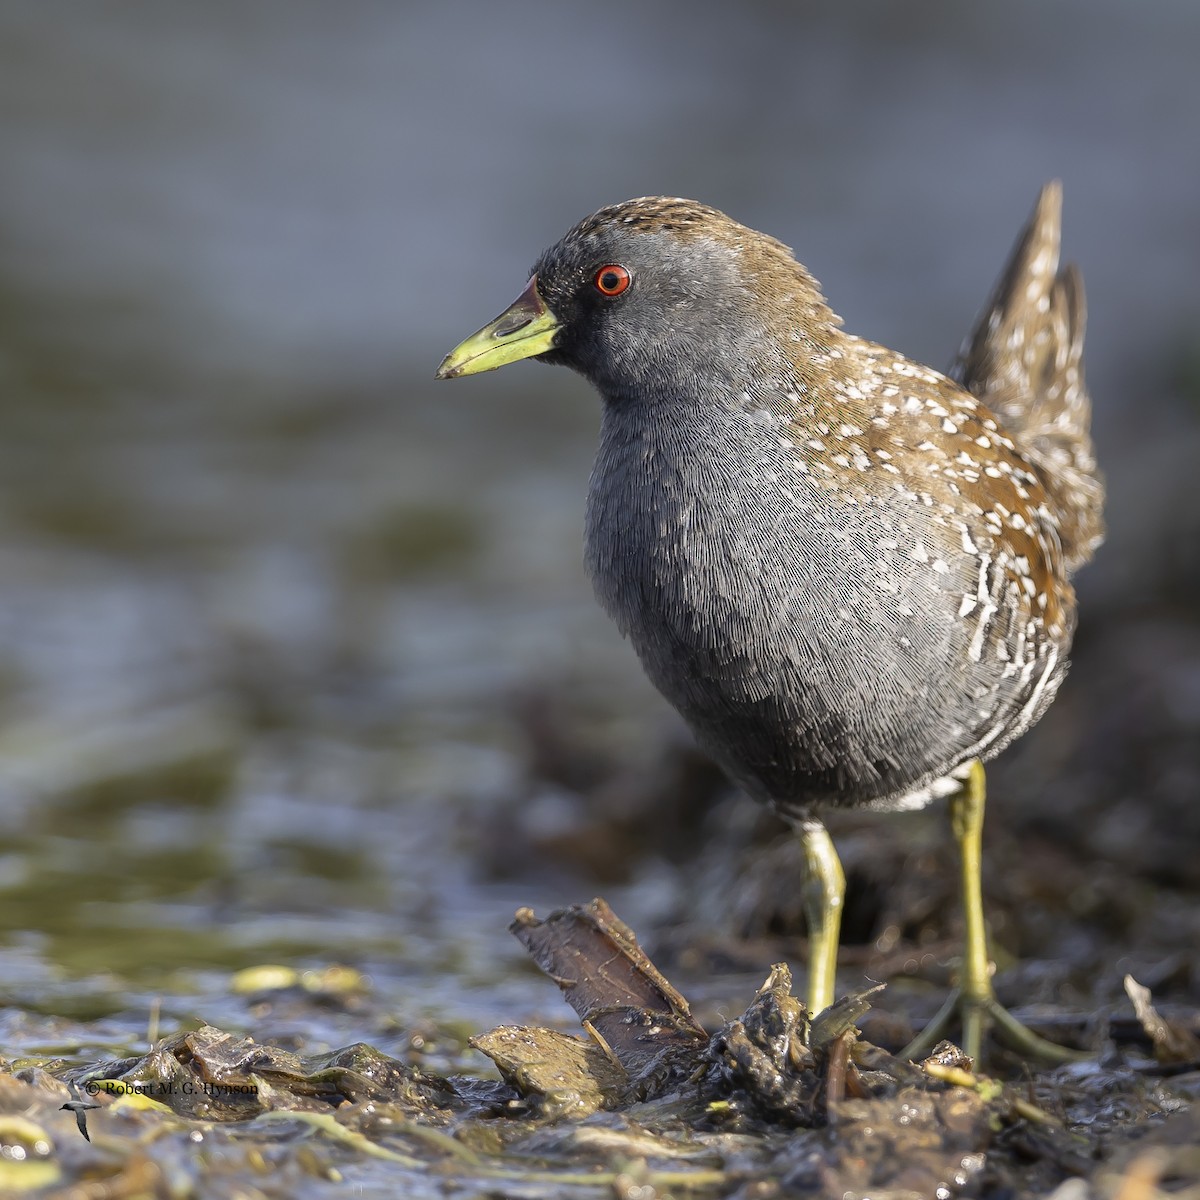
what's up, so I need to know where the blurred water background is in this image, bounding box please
[1,0,1198,1049]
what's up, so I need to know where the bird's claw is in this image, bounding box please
[900,985,1088,1066]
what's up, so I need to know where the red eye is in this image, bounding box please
[594,264,631,296]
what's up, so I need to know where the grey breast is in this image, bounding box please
[582,394,1020,817]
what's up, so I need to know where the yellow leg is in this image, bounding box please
[955,759,993,1062]
[799,818,845,1015]
[902,761,1087,1064]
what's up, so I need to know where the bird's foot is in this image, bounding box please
[900,983,1087,1066]
[900,761,1090,1068]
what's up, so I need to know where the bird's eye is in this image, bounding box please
[593,265,631,296]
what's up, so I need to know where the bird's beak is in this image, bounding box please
[435,275,560,379]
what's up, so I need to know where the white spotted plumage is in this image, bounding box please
[520,188,1103,820]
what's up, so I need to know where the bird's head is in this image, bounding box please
[436,198,838,404]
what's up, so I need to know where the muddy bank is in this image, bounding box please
[1,898,1196,1198]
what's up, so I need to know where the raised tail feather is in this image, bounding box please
[951,181,1104,572]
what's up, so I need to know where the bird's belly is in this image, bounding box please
[584,432,1061,815]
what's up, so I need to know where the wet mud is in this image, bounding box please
[3,894,1197,1198]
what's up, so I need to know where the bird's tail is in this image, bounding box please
[951,181,1104,573]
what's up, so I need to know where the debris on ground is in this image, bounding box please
[0,898,1194,1197]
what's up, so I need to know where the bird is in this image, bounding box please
[436,184,1103,1064]
[61,1088,101,1141]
